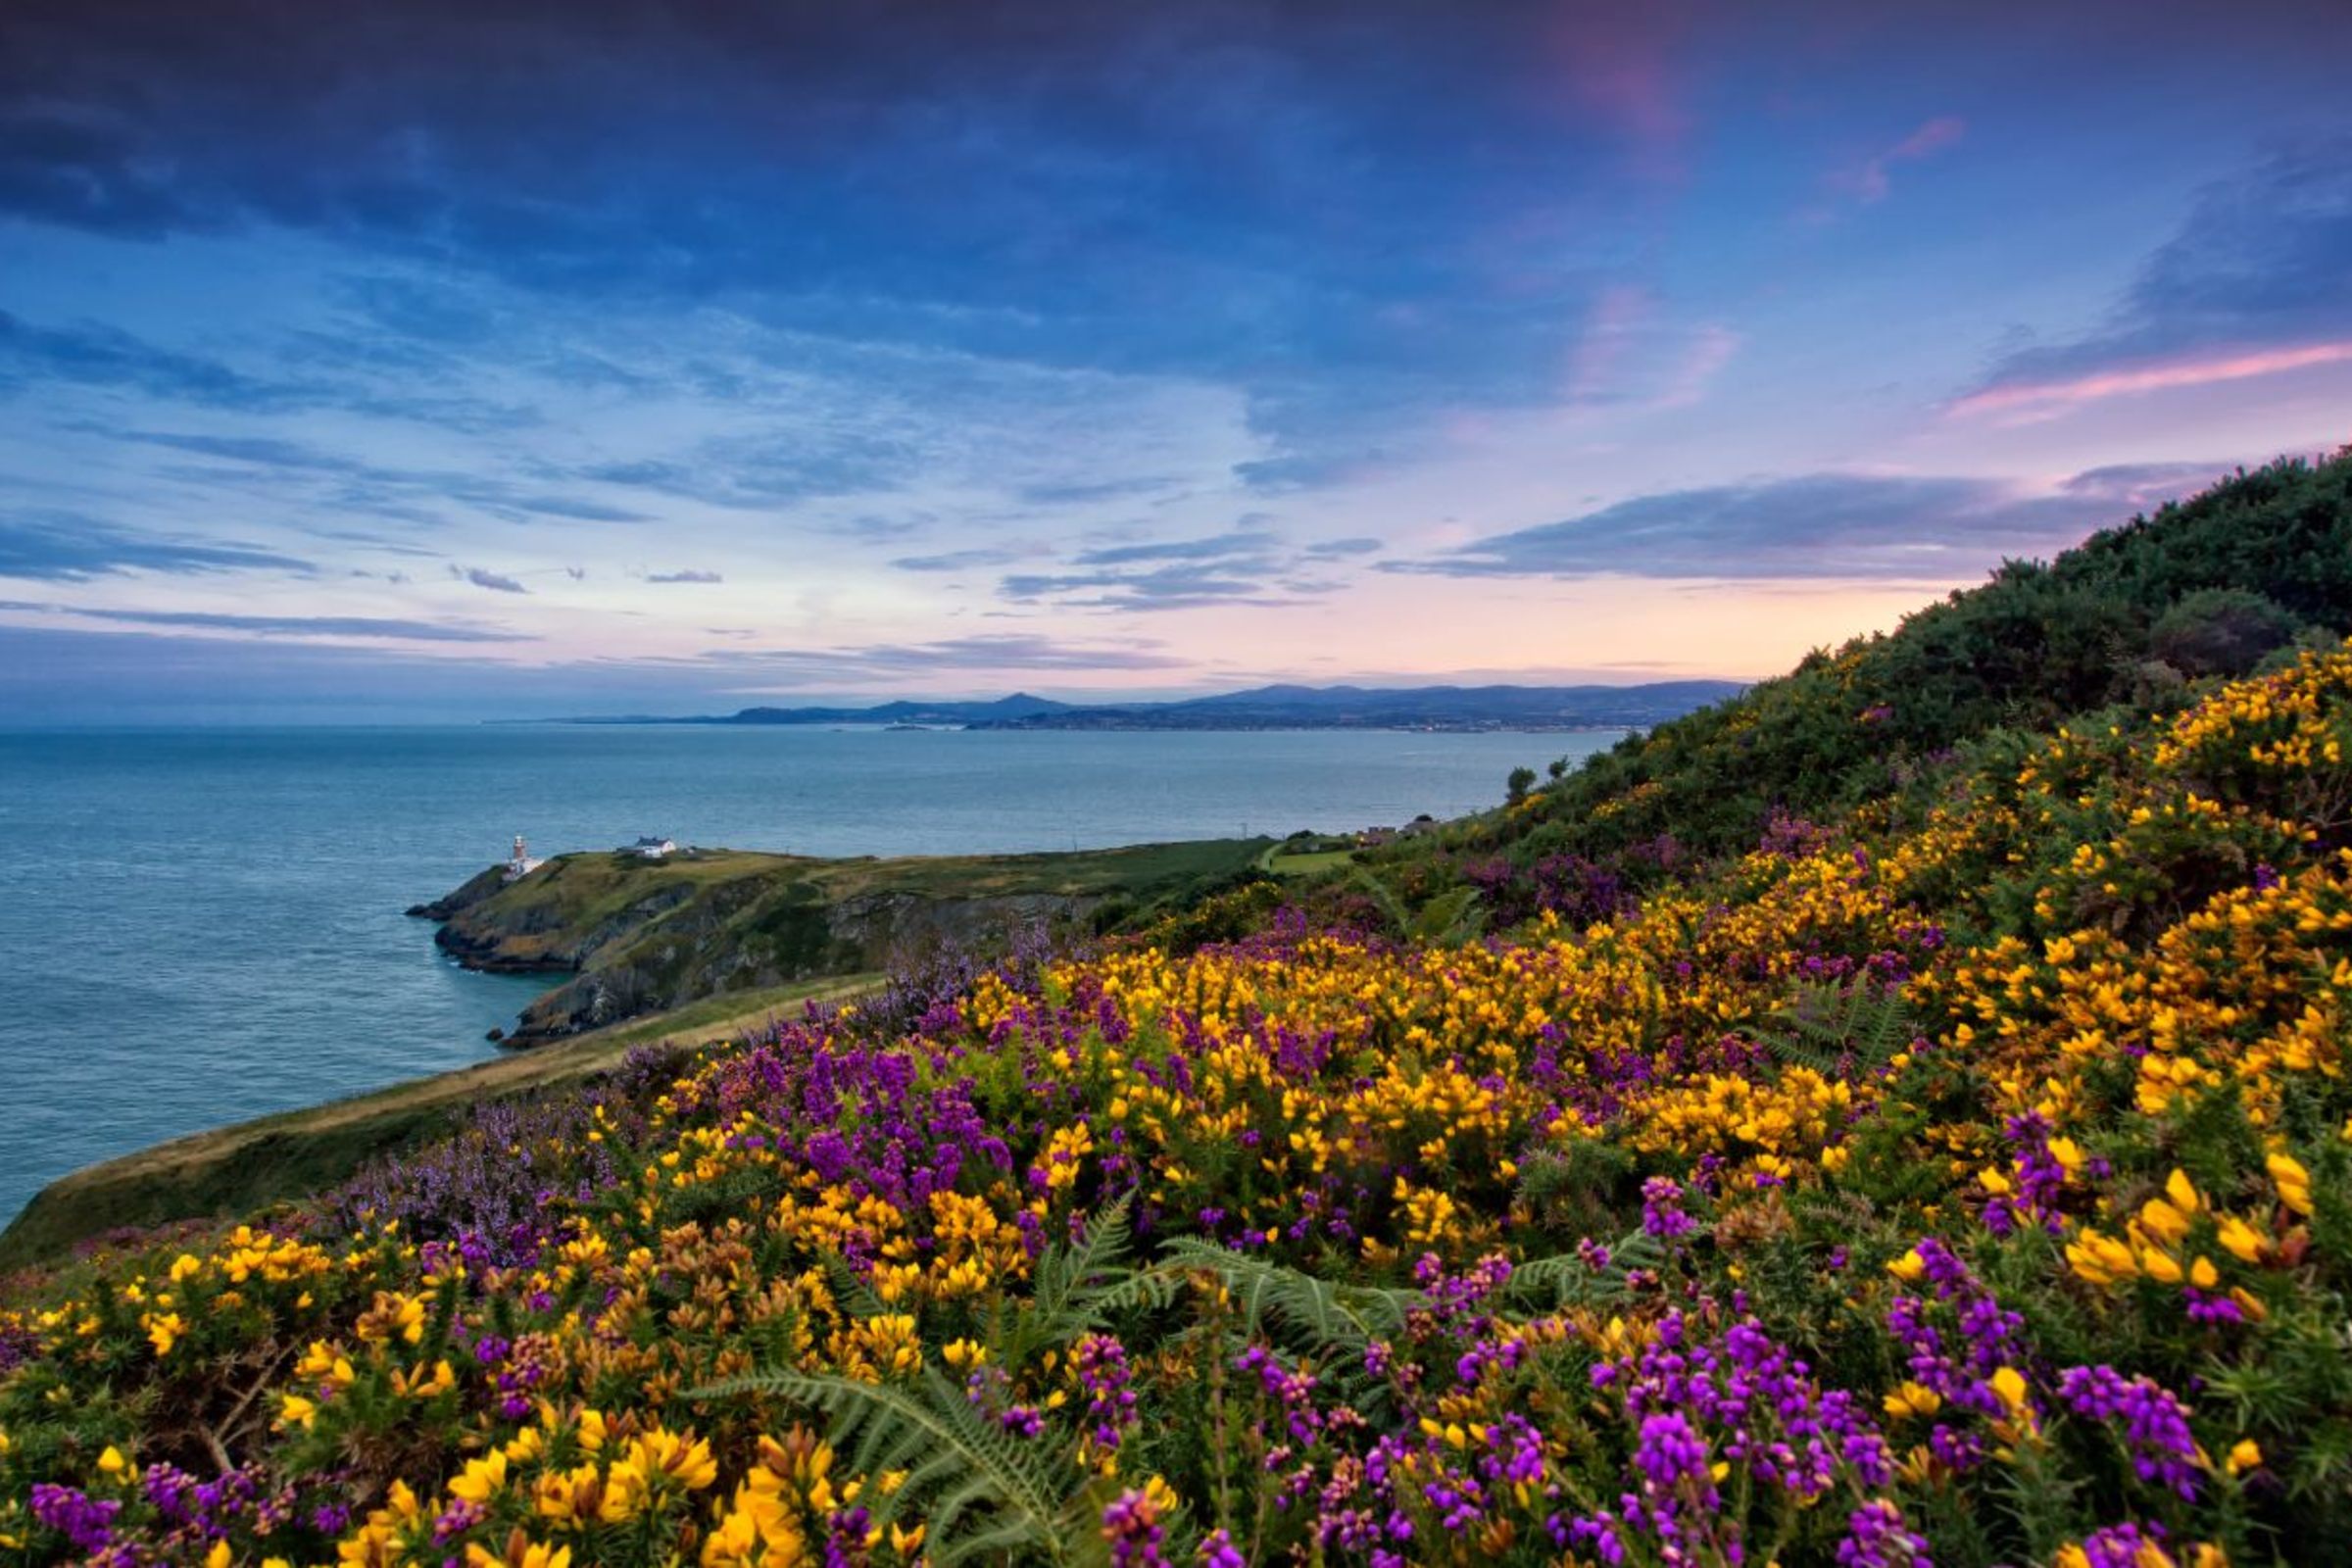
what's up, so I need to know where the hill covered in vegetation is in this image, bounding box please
[2,453,2350,1568]
[413,840,1270,1047]
[1340,452,2352,933]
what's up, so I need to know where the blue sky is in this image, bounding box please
[2,0,2348,720]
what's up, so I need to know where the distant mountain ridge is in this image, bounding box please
[576,680,1747,731]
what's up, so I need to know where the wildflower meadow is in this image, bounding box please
[7,479,2352,1565]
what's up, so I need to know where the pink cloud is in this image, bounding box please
[1545,8,1695,180]
[1658,324,1742,408]
[1561,287,1740,411]
[1564,284,1657,404]
[1822,115,1966,208]
[1950,339,2352,418]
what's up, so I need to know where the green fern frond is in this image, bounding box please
[1153,1238,1415,1354]
[691,1366,1081,1565]
[1751,978,1918,1075]
[820,1250,892,1322]
[1505,1229,1665,1309]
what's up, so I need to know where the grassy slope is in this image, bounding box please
[2,840,1266,1265]
[0,974,876,1271]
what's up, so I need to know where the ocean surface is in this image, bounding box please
[0,723,1616,1226]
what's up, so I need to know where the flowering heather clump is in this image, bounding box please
[5,641,2352,1564]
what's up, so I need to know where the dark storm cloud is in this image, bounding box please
[1392,470,2188,582]
[0,510,313,580]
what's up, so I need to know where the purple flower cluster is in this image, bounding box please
[1072,1332,1139,1454]
[1196,1527,1246,1568]
[1236,1345,1325,1447]
[1100,1488,1170,1568]
[2076,1521,2174,1568]
[1885,1236,2029,1464]
[1573,1309,1897,1562]
[1981,1112,2070,1237]
[2057,1365,2202,1500]
[1640,1175,1696,1240]
[1837,1498,1932,1568]
[30,1484,121,1554]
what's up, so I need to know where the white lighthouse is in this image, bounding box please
[505,834,544,882]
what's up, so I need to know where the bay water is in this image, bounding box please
[0,724,1613,1225]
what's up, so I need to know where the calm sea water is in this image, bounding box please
[0,724,1612,1224]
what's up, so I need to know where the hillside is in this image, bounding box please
[2,456,2351,1567]
[413,839,1270,1046]
[1367,451,2352,919]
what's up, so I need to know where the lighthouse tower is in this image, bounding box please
[505,834,540,882]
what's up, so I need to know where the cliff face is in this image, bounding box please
[413,840,1265,1046]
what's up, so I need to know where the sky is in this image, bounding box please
[1,0,2348,721]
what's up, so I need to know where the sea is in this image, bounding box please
[0,723,1618,1226]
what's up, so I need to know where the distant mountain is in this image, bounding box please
[695,692,1076,726]
[594,681,1747,731]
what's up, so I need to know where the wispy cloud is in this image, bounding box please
[646,568,723,584]
[994,523,1383,612]
[1822,116,1965,208]
[1961,136,2352,413]
[1388,467,2200,582]
[1071,527,1275,568]
[109,427,653,525]
[685,633,1192,685]
[1561,286,1740,411]
[0,602,531,642]
[1950,339,2352,419]
[0,511,312,581]
[0,311,295,409]
[1301,537,1384,559]
[891,545,1043,572]
[451,564,528,594]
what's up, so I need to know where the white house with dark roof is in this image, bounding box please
[626,835,677,858]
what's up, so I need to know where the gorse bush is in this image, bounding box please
[5,460,2352,1566]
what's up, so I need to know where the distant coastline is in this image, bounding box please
[538,678,1746,733]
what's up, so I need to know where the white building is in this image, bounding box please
[626,835,677,859]
[504,834,545,882]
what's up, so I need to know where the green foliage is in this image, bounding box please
[1413,451,2352,879]
[1345,867,1487,947]
[1750,979,1920,1077]
[2149,587,2303,677]
[699,1365,1092,1565]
